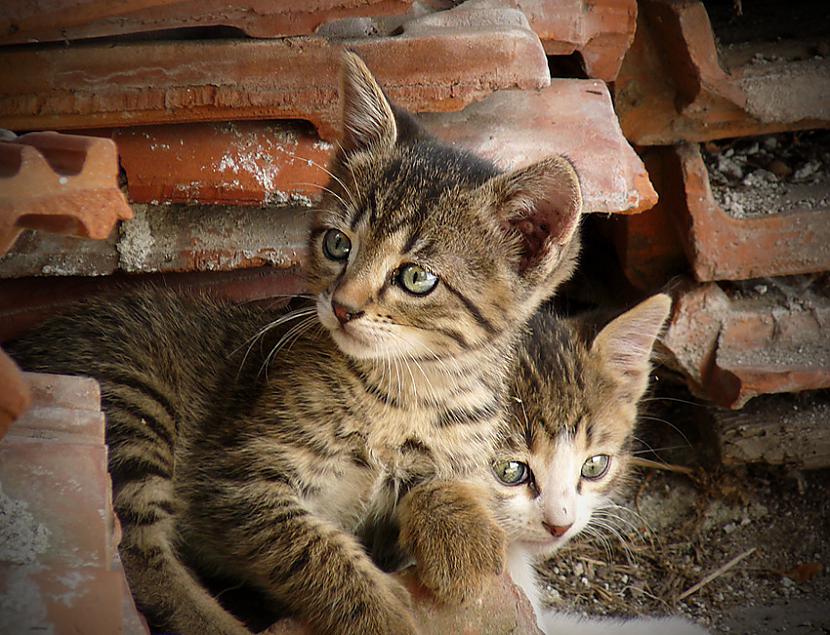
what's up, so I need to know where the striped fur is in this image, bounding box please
[489,295,676,632]
[9,53,582,635]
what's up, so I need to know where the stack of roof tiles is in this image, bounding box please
[607,0,830,467]
[0,1,648,633]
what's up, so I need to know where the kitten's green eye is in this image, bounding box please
[581,454,610,480]
[397,263,438,296]
[493,460,530,486]
[323,229,351,261]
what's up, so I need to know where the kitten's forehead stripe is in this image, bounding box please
[442,280,497,335]
[349,187,374,230]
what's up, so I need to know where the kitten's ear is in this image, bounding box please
[488,156,582,279]
[591,294,672,398]
[339,51,397,153]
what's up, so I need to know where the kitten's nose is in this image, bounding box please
[542,521,573,538]
[332,299,364,325]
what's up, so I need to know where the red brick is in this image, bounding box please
[0,372,147,633]
[512,0,637,81]
[0,267,306,342]
[0,132,132,253]
[262,570,542,634]
[422,79,657,215]
[0,7,548,139]
[115,81,656,215]
[615,0,830,145]
[1,0,412,44]
[27,372,101,413]
[663,280,830,408]
[674,143,830,281]
[609,146,689,290]
[661,280,729,394]
[114,122,333,207]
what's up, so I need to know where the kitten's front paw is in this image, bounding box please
[400,482,506,605]
[420,518,505,604]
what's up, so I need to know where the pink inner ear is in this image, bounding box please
[507,200,571,273]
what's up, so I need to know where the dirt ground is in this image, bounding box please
[536,384,830,635]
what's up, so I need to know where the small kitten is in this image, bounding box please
[492,295,708,634]
[9,53,583,635]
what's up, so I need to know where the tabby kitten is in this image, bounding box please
[9,53,583,635]
[490,294,706,634]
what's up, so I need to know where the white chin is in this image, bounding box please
[329,328,377,359]
[520,536,569,556]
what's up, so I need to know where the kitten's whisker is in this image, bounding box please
[294,182,350,211]
[588,518,635,563]
[631,444,690,456]
[579,526,614,562]
[236,307,317,377]
[638,414,693,448]
[259,316,317,378]
[278,149,359,210]
[601,502,654,535]
[593,510,647,541]
[640,396,704,408]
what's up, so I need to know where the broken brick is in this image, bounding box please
[0,132,132,253]
[0,0,413,44]
[663,279,830,408]
[673,143,830,281]
[615,0,830,145]
[421,80,657,215]
[0,202,310,279]
[0,6,549,140]
[511,0,637,81]
[0,372,147,633]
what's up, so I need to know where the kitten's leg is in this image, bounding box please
[541,611,710,635]
[118,514,250,634]
[105,382,252,635]
[219,485,419,635]
[398,480,506,604]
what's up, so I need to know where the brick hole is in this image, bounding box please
[18,213,85,236]
[547,53,589,79]
[23,144,88,176]
[0,143,23,178]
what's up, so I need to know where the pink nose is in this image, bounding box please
[332,300,364,325]
[542,522,573,538]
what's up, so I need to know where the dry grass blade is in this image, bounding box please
[676,547,757,601]
[629,457,696,476]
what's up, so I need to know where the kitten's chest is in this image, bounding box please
[305,403,498,531]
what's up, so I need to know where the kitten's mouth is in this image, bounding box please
[333,324,369,344]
